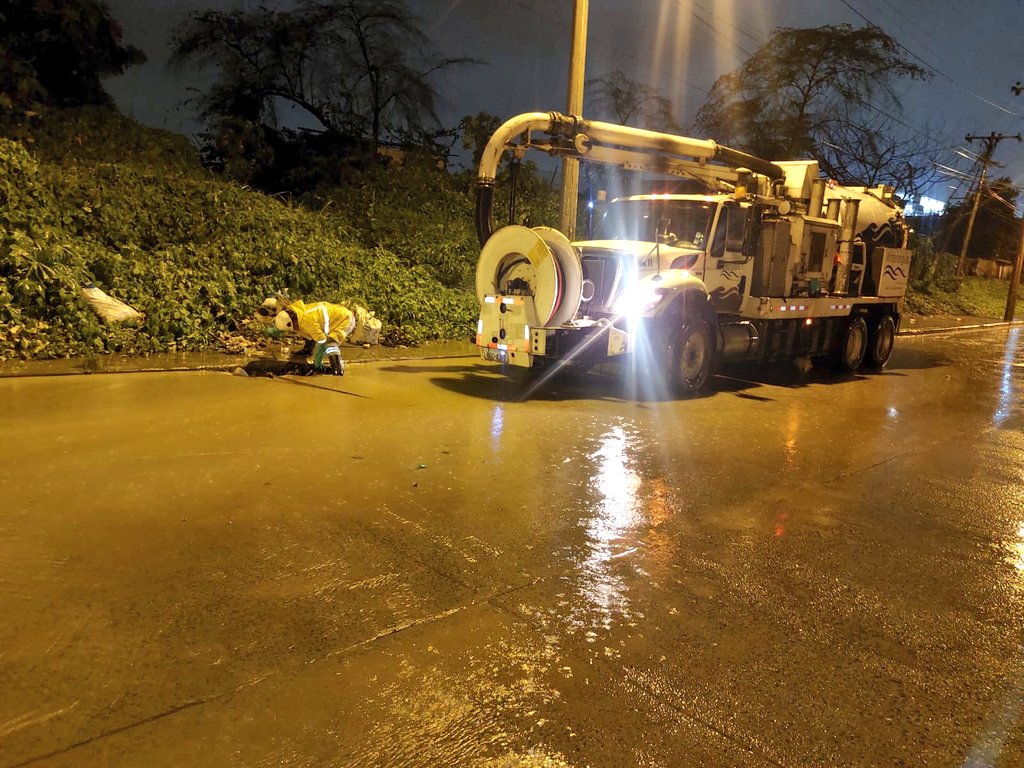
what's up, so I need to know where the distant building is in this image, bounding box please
[904,195,946,238]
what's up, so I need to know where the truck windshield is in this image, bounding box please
[593,199,716,248]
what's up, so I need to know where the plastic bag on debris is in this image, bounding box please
[81,283,143,325]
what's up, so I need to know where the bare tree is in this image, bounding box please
[696,24,936,197]
[818,111,945,201]
[586,70,680,132]
[172,0,474,151]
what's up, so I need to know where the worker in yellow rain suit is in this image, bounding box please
[273,300,355,376]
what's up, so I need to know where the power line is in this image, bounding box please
[513,0,709,102]
[835,0,1024,120]
[674,0,966,192]
[858,0,950,67]
[683,1,756,61]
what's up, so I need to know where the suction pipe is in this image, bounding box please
[475,111,786,246]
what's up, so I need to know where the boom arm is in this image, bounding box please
[475,111,786,246]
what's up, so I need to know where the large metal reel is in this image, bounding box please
[475,225,583,327]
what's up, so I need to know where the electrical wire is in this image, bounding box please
[836,0,1024,119]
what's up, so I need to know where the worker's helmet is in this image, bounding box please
[255,293,294,325]
[273,309,297,333]
[349,305,382,346]
[254,297,280,325]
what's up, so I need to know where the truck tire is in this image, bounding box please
[833,316,868,373]
[865,314,896,369]
[663,312,717,396]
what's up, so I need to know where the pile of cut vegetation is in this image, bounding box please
[0,107,478,360]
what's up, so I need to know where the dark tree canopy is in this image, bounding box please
[459,112,503,167]
[0,0,145,107]
[940,177,1021,263]
[172,0,474,153]
[585,70,680,133]
[695,24,935,198]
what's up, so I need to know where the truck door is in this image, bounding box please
[704,203,749,313]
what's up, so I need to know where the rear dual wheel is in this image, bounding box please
[834,316,868,373]
[866,314,896,369]
[833,314,895,373]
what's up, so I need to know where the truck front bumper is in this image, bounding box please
[476,295,637,369]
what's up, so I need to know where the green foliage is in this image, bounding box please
[0,107,479,360]
[937,177,1021,263]
[313,156,479,289]
[908,235,960,295]
[0,0,145,108]
[906,276,1024,319]
[903,235,1024,317]
[308,150,559,291]
[459,112,503,167]
[495,160,560,232]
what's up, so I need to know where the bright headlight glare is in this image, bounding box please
[613,285,666,317]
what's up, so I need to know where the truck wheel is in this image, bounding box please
[834,316,868,373]
[664,314,717,395]
[865,314,896,369]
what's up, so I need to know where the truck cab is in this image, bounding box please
[582,194,750,314]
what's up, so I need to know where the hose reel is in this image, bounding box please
[474,225,583,327]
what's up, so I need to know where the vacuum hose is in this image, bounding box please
[474,111,785,247]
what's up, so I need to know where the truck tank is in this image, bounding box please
[774,160,908,252]
[829,185,909,251]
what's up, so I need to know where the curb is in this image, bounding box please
[0,344,479,379]
[3,322,1021,378]
[898,319,1024,336]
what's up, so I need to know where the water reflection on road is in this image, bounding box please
[577,423,642,628]
[995,327,1021,425]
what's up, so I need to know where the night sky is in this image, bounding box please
[104,0,1024,205]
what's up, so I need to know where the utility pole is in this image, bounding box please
[1006,222,1024,321]
[559,0,588,240]
[1006,83,1024,321]
[957,132,1020,277]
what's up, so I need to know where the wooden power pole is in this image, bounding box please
[559,0,588,240]
[957,133,1020,277]
[1006,222,1024,321]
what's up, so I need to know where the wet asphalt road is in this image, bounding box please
[2,328,1024,767]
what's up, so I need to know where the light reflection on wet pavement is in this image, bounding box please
[1,327,1024,766]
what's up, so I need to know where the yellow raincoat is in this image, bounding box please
[286,300,355,345]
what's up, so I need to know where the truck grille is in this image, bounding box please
[579,249,625,316]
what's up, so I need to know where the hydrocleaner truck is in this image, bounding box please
[473,111,911,395]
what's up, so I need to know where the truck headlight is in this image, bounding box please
[613,284,666,318]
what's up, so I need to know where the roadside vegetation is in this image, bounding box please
[0,0,563,362]
[906,276,1024,320]
[0,107,507,360]
[905,237,1024,318]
